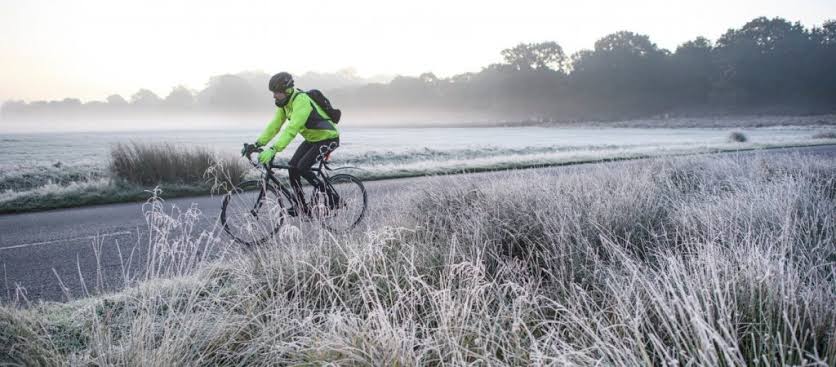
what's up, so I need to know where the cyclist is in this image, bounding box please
[244,72,340,217]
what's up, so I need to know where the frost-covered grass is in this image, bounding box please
[813,131,836,139]
[2,139,835,214]
[728,130,747,142]
[347,139,836,181]
[582,114,836,128]
[2,125,836,214]
[1,153,834,366]
[110,141,247,187]
[0,161,106,192]
[0,142,248,213]
[0,179,220,213]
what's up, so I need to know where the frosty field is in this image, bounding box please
[1,151,833,365]
[2,124,835,213]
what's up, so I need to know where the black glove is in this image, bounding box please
[241,143,260,157]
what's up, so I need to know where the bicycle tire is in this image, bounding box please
[311,174,368,232]
[221,180,287,246]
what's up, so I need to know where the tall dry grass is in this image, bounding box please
[110,141,247,188]
[1,153,834,366]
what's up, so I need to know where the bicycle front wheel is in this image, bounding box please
[221,180,287,246]
[311,174,367,232]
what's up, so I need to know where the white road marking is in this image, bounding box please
[0,231,134,251]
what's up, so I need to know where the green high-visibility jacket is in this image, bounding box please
[256,89,339,152]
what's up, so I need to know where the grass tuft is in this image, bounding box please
[110,141,247,187]
[728,130,748,142]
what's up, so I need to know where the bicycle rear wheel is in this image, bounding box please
[221,180,287,246]
[311,174,367,232]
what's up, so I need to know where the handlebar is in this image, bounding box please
[241,143,264,168]
[241,144,295,171]
[241,142,333,172]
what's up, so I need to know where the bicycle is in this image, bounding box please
[220,144,367,246]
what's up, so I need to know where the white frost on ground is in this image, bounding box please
[0,125,834,210]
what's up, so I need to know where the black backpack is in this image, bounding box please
[305,89,342,123]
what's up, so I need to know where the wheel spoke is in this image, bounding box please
[221,181,286,246]
[313,174,367,232]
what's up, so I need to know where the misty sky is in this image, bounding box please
[1,0,834,103]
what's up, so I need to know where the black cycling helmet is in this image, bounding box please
[268,72,294,92]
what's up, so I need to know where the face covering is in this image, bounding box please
[274,88,293,107]
[274,95,290,107]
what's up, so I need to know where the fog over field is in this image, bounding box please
[3,16,836,131]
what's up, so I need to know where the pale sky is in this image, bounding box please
[1,0,834,102]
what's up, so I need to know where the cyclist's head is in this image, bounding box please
[269,72,294,107]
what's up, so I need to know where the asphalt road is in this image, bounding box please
[1,144,834,303]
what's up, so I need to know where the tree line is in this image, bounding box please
[0,70,381,118]
[3,17,835,122]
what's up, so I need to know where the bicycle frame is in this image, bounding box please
[246,153,338,211]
